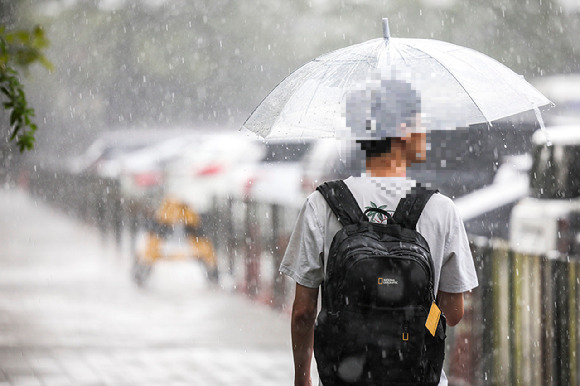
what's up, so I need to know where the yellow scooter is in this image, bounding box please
[132,197,218,286]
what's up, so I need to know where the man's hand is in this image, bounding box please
[291,284,319,386]
[438,291,464,326]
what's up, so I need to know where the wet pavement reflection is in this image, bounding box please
[0,189,293,385]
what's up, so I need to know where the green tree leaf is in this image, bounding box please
[1,24,52,152]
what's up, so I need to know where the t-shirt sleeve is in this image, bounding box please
[279,196,325,289]
[438,200,479,293]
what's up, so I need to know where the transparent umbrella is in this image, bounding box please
[242,18,552,140]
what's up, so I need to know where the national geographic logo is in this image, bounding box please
[378,277,398,286]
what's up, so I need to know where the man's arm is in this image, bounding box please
[291,283,319,386]
[438,291,464,326]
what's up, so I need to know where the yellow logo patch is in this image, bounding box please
[377,277,398,285]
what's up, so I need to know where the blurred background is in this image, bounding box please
[1,0,580,385]
[1,0,579,158]
[2,0,579,233]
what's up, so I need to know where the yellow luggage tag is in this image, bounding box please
[425,302,441,337]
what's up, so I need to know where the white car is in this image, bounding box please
[116,134,203,200]
[229,139,314,208]
[299,139,350,197]
[67,133,152,176]
[112,134,206,216]
[163,132,265,214]
[510,125,580,256]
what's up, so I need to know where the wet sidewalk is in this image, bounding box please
[0,188,294,385]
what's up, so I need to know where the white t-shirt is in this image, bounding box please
[280,176,479,386]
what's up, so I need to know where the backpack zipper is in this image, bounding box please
[402,321,409,341]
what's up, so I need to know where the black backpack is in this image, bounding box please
[314,180,446,386]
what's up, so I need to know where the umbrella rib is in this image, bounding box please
[440,63,489,123]
[392,42,409,66]
[436,49,550,122]
[404,43,491,123]
[295,62,336,133]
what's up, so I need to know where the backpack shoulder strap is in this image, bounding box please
[316,180,365,227]
[393,185,439,230]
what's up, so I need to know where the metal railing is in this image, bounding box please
[460,240,579,386]
[209,196,299,309]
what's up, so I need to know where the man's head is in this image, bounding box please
[341,77,426,176]
[346,78,422,142]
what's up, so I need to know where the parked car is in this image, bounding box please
[300,139,350,196]
[408,122,537,199]
[233,139,314,207]
[163,132,265,214]
[115,133,205,215]
[454,154,531,239]
[66,129,193,177]
[67,134,149,176]
[510,125,580,256]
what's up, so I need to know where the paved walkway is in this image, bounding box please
[0,189,298,385]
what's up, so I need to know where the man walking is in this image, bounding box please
[280,77,479,386]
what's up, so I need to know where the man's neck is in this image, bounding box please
[365,142,407,177]
[367,162,407,177]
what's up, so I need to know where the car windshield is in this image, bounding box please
[262,142,312,163]
[530,143,580,199]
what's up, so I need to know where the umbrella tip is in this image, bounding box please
[382,18,390,39]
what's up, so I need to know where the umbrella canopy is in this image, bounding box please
[242,18,552,140]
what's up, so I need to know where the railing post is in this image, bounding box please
[112,180,123,248]
[478,240,495,385]
[226,197,235,275]
[555,258,571,386]
[244,199,260,297]
[271,204,286,309]
[491,245,511,385]
[128,204,139,256]
[96,179,106,240]
[541,256,556,385]
[568,259,578,386]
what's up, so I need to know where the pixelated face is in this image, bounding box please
[342,77,422,141]
[336,75,425,176]
[405,115,427,164]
